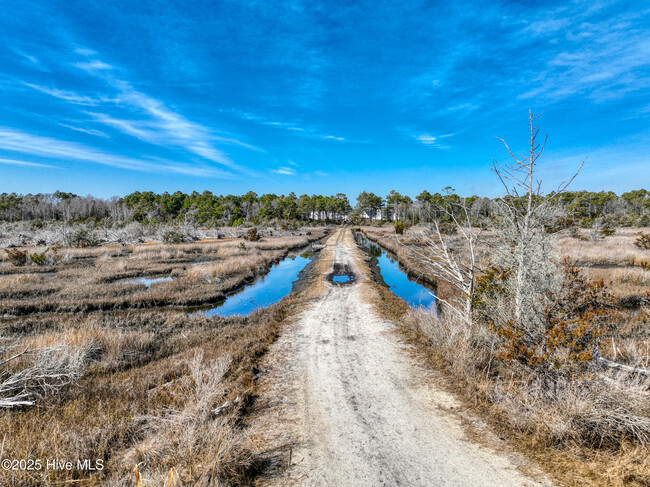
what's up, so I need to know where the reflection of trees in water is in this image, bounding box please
[354,234,382,258]
[367,246,382,258]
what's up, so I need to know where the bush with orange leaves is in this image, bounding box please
[474,259,613,372]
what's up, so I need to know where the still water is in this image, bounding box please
[193,253,311,317]
[354,233,436,310]
[118,276,172,287]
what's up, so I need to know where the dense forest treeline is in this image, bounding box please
[0,188,649,227]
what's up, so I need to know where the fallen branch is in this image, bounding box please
[596,356,650,376]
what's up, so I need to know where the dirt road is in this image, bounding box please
[254,228,549,486]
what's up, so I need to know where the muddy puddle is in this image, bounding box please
[354,233,436,310]
[328,263,355,285]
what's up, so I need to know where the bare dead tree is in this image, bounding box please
[491,110,584,342]
[406,195,483,325]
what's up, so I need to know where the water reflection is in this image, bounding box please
[192,254,311,317]
[355,233,437,310]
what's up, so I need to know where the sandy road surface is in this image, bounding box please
[254,228,549,487]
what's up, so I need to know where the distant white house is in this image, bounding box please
[360,209,384,221]
[309,210,348,221]
[308,208,386,221]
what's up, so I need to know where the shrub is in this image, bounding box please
[481,259,612,370]
[588,219,612,240]
[471,266,511,312]
[634,233,650,250]
[394,221,405,235]
[569,227,587,240]
[29,248,49,265]
[29,219,43,230]
[438,222,458,235]
[246,227,260,241]
[238,242,246,250]
[162,230,186,244]
[580,218,595,229]
[4,248,28,266]
[69,228,100,247]
[545,217,575,233]
[601,226,615,237]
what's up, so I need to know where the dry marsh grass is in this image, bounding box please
[401,310,650,487]
[557,228,650,266]
[0,309,282,485]
[0,232,326,315]
[187,251,279,282]
[0,229,328,485]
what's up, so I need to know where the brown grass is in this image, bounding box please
[557,228,650,267]
[0,230,328,486]
[399,310,650,487]
[0,233,325,315]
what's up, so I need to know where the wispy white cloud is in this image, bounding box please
[58,123,110,138]
[271,166,297,175]
[74,60,113,72]
[10,48,49,71]
[229,109,347,142]
[84,112,152,139]
[0,127,228,177]
[0,157,56,169]
[515,8,650,103]
[22,82,110,105]
[21,49,260,174]
[412,133,453,148]
[400,1,650,122]
[447,102,479,112]
[74,47,97,56]
[415,134,437,145]
[81,73,245,170]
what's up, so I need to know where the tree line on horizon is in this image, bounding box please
[0,188,648,228]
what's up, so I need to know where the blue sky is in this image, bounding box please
[1,0,649,199]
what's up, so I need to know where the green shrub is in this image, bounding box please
[238,242,246,250]
[29,248,49,265]
[29,219,43,230]
[634,233,650,250]
[580,218,594,229]
[394,221,405,235]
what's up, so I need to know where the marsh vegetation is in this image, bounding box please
[0,229,326,486]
